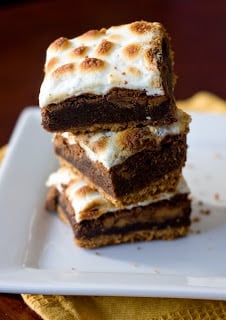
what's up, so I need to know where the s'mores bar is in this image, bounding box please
[40,20,192,249]
[53,108,191,207]
[39,21,176,133]
[46,167,191,248]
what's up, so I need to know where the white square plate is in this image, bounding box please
[0,107,226,299]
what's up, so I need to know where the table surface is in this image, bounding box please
[1,0,226,318]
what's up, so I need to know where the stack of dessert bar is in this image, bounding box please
[39,21,191,248]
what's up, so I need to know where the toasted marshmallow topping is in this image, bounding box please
[60,109,190,169]
[46,167,189,222]
[39,21,172,108]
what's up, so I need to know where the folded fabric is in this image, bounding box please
[177,91,226,113]
[21,295,226,320]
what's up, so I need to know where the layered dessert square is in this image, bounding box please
[39,20,176,133]
[46,167,191,248]
[39,19,192,248]
[53,108,190,207]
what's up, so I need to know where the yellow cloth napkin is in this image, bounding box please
[1,92,226,320]
[21,295,226,319]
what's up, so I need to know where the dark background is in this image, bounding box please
[1,0,226,144]
[0,1,226,318]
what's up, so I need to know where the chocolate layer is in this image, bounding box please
[52,191,191,248]
[74,226,190,248]
[41,91,176,133]
[54,133,187,206]
[60,193,191,238]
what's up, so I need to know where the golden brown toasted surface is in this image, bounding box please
[48,36,71,51]
[79,57,105,72]
[39,20,174,108]
[52,63,75,77]
[130,21,154,34]
[96,39,115,56]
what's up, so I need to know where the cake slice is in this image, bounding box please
[46,167,191,248]
[39,20,176,133]
[53,108,190,207]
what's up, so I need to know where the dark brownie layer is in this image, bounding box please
[54,133,187,205]
[74,226,190,248]
[46,185,191,247]
[41,91,176,133]
[59,193,191,240]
